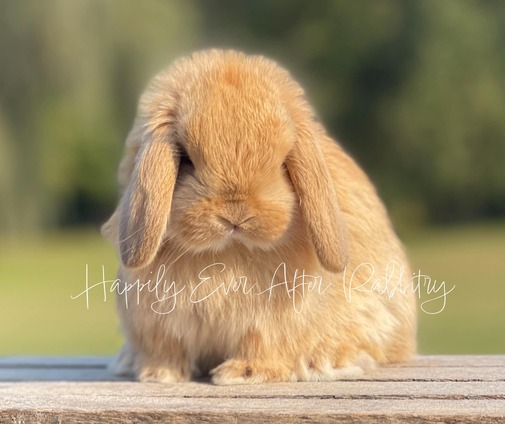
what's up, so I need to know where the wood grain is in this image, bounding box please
[1,355,504,423]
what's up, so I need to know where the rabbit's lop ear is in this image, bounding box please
[286,126,349,273]
[119,127,177,269]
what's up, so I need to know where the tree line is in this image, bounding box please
[1,0,504,235]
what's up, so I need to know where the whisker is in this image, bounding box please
[114,223,149,245]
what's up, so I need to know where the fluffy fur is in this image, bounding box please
[102,49,417,385]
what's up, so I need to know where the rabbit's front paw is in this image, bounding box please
[210,359,294,385]
[137,360,190,383]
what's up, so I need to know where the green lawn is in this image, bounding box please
[0,230,122,354]
[403,222,505,354]
[0,222,504,355]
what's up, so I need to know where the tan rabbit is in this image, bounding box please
[102,49,416,385]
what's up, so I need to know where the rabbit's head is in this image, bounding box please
[117,50,349,272]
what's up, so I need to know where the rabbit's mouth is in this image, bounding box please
[185,221,286,256]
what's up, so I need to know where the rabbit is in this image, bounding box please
[101,49,417,385]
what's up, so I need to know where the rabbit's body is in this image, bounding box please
[103,50,416,385]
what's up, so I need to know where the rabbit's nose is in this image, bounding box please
[218,214,256,231]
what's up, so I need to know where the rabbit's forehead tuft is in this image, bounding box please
[178,75,294,168]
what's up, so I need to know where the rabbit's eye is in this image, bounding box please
[281,162,292,180]
[178,146,194,169]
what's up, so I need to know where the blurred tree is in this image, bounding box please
[0,111,17,235]
[0,0,199,234]
[385,0,505,221]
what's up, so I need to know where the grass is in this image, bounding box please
[403,221,505,354]
[0,230,122,355]
[0,222,504,355]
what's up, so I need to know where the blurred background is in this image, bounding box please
[0,0,503,355]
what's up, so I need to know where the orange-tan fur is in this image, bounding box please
[102,49,416,385]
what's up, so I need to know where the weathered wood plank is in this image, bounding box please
[2,354,504,368]
[2,397,505,423]
[2,380,505,399]
[1,367,504,382]
[1,356,504,423]
[1,363,504,382]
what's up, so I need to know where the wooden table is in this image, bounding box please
[1,355,504,423]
